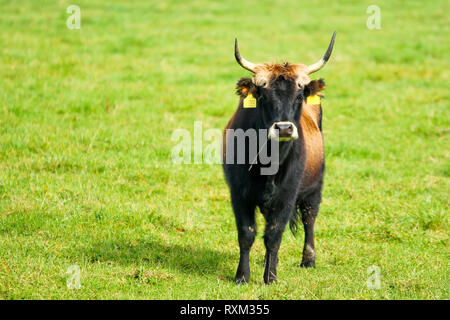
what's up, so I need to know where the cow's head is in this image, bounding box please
[235,32,336,142]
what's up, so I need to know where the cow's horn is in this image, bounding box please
[306,31,336,75]
[235,38,258,73]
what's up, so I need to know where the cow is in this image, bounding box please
[222,32,336,284]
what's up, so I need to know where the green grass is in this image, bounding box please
[0,0,449,299]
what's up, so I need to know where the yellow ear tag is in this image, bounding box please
[243,93,257,108]
[306,94,321,105]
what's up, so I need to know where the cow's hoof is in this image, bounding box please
[263,273,277,285]
[264,277,277,285]
[300,261,316,268]
[234,276,249,285]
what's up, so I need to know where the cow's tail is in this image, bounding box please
[289,203,302,236]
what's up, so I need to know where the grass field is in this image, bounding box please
[0,0,448,299]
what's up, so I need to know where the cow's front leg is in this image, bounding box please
[231,195,256,284]
[263,207,291,284]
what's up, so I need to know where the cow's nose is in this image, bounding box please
[274,122,294,137]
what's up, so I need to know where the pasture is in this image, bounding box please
[0,0,448,299]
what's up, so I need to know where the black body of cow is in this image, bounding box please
[223,79,324,284]
[222,33,335,284]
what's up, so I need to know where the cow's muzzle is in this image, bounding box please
[268,121,299,141]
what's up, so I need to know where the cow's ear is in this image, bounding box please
[305,78,326,97]
[236,78,255,98]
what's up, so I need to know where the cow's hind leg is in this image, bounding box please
[298,190,322,268]
[231,195,257,284]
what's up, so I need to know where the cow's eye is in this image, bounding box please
[252,77,267,88]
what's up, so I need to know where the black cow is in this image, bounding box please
[222,32,336,284]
